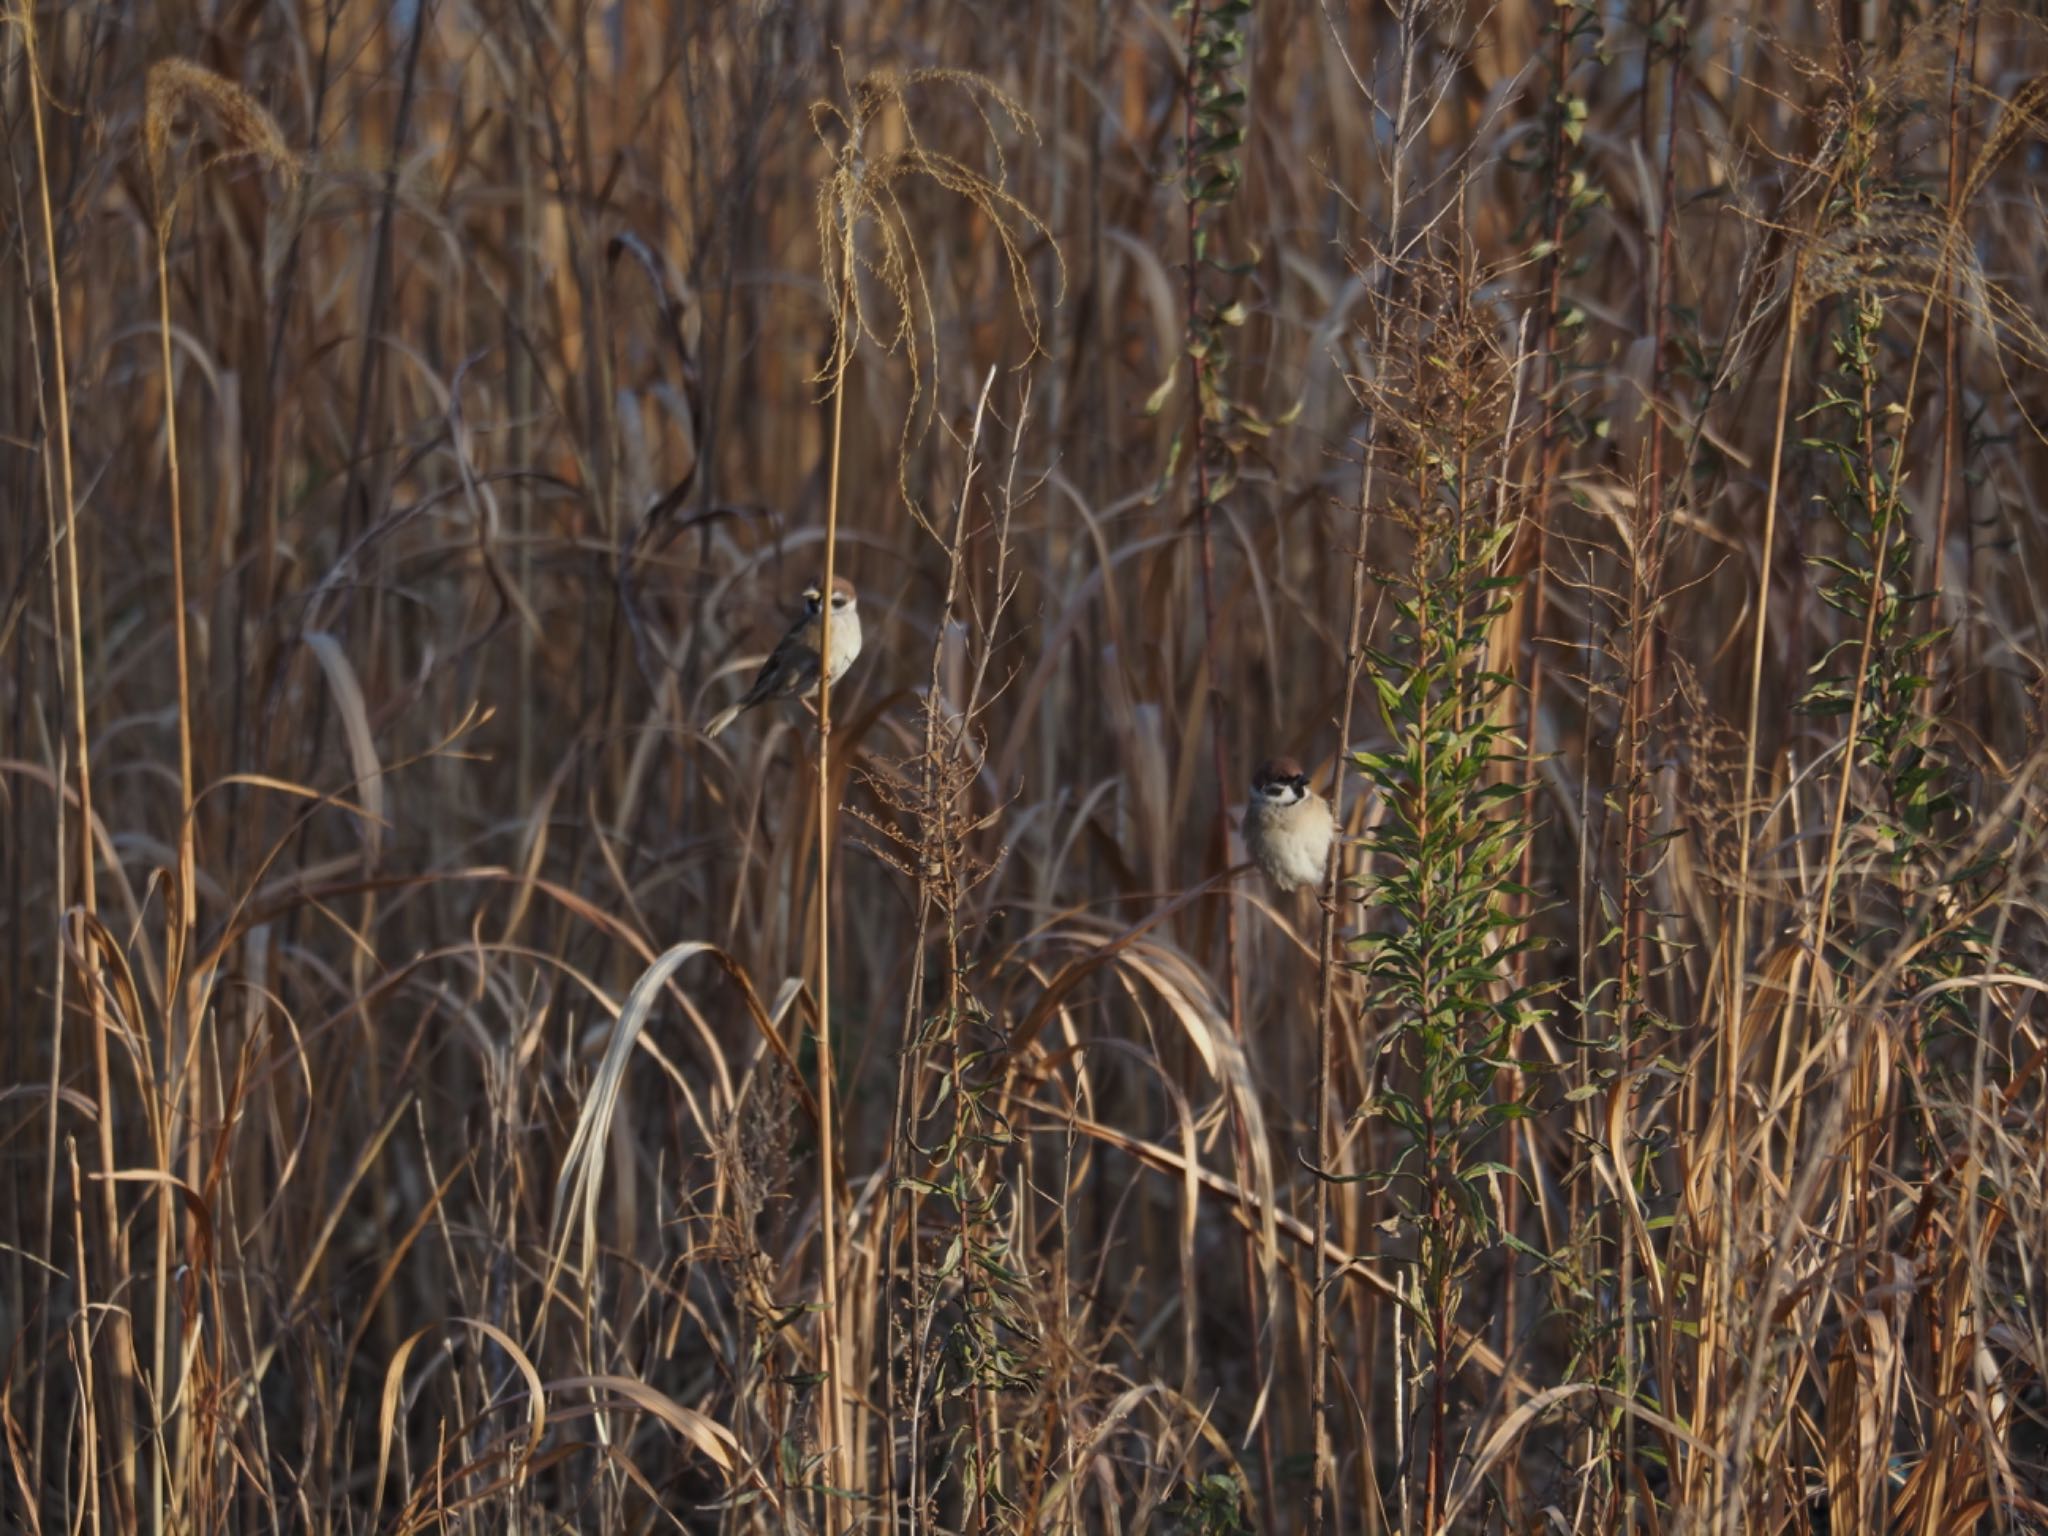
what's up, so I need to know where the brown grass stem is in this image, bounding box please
[1720,236,1808,1532]
[815,206,854,1527]
[22,5,135,1525]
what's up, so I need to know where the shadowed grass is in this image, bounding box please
[3,1,2046,1532]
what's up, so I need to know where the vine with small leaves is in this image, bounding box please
[1173,0,1278,502]
[1173,0,1288,1522]
[1506,0,1606,1454]
[1799,274,1978,1076]
[1812,73,1992,1037]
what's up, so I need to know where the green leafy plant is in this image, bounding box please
[1171,1470,1253,1534]
[1347,280,1549,1529]
[1797,212,1980,1070]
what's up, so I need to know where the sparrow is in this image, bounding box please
[703,575,862,739]
[1243,756,1335,893]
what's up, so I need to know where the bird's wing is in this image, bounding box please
[739,630,820,706]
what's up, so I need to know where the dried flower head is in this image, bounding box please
[145,59,297,235]
[811,65,1062,519]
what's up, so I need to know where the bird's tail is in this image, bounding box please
[703,702,743,740]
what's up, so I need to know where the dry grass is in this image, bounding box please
[3,1,2046,1532]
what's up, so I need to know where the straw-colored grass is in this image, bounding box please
[3,1,2045,1532]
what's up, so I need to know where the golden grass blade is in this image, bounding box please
[371,1318,544,1533]
[540,941,753,1321]
[544,1374,738,1472]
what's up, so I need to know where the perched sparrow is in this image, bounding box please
[703,575,862,739]
[1243,756,1335,892]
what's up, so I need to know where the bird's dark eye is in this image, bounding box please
[1291,776,1308,791]
[831,593,850,609]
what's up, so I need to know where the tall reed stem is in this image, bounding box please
[24,4,136,1523]
[1931,0,1979,661]
[1720,240,1807,1532]
[153,222,199,1536]
[1310,6,1419,1528]
[814,209,854,1528]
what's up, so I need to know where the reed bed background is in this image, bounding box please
[4,0,2046,1530]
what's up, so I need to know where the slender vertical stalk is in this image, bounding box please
[887,371,996,1533]
[1626,0,1680,1046]
[1931,0,1979,660]
[1311,7,1419,1530]
[1312,355,1360,1526]
[337,0,431,552]
[30,261,66,1500]
[23,5,135,1524]
[1182,0,1244,1056]
[1617,9,1683,1476]
[68,1137,101,1536]
[153,234,196,999]
[1179,1,1271,1521]
[512,64,537,810]
[1503,2,1578,1413]
[1719,240,1807,1533]
[1413,445,1443,1536]
[814,210,854,1529]
[153,224,199,1536]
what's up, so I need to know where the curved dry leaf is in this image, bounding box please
[304,632,385,862]
[372,1317,544,1533]
[1041,1383,1159,1509]
[93,1168,214,1271]
[546,1374,737,1472]
[541,939,794,1328]
[1018,919,1280,1281]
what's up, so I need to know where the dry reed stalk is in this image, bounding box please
[149,214,190,1536]
[814,210,854,1525]
[1309,4,1431,1529]
[1932,0,1981,668]
[20,4,134,1525]
[878,365,1002,1525]
[1719,230,1812,1525]
[142,60,295,1529]
[1499,0,1580,1411]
